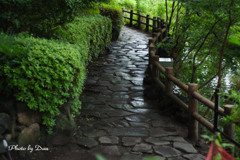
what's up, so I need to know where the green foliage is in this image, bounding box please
[224,91,240,126]
[100,4,124,41]
[52,15,112,61]
[0,34,85,132]
[202,133,234,149]
[119,0,136,10]
[95,154,107,160]
[0,0,111,37]
[0,15,112,133]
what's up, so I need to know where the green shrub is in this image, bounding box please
[119,0,136,10]
[0,0,111,37]
[0,34,86,132]
[100,4,124,41]
[0,14,112,133]
[52,15,112,61]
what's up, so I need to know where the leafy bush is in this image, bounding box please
[100,4,124,41]
[119,0,136,10]
[0,0,111,37]
[52,15,112,61]
[0,15,112,133]
[0,34,86,132]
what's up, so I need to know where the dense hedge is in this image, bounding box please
[100,4,124,41]
[0,0,111,37]
[52,15,112,61]
[0,15,112,132]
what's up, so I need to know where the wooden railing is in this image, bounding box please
[122,9,239,146]
[122,8,165,32]
[149,25,238,144]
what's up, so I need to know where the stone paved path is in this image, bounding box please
[60,26,206,160]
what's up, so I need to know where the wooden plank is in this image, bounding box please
[124,10,131,13]
[188,84,199,142]
[150,50,155,57]
[193,112,214,132]
[153,77,165,90]
[124,16,130,19]
[193,92,224,113]
[167,74,189,92]
[167,92,188,111]
[153,77,188,111]
[148,24,153,28]
[140,22,147,25]
[149,43,155,48]
[140,15,147,18]
[153,61,165,74]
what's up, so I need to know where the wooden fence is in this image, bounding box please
[122,9,238,145]
[122,9,165,32]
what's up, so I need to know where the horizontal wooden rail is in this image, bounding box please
[122,8,163,32]
[167,92,188,111]
[167,74,189,92]
[193,92,224,113]
[193,112,214,131]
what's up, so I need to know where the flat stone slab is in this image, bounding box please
[183,154,205,160]
[150,128,178,137]
[120,153,142,160]
[122,137,142,146]
[152,119,175,128]
[129,122,149,128]
[132,143,153,153]
[153,146,181,158]
[145,137,170,145]
[112,120,130,127]
[173,142,198,153]
[77,137,98,149]
[130,101,147,108]
[108,128,149,137]
[99,136,119,144]
[101,145,121,156]
[127,108,154,114]
[83,129,107,138]
[107,110,133,117]
[125,115,150,122]
[160,136,188,143]
[168,157,186,160]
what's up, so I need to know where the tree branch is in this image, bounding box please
[168,0,176,31]
[216,0,234,88]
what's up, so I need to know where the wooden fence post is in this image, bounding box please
[188,83,199,143]
[161,19,164,28]
[160,19,164,41]
[146,14,150,32]
[138,13,141,29]
[157,17,161,29]
[152,33,158,43]
[224,105,235,139]
[130,10,133,26]
[164,67,174,108]
[122,8,125,22]
[152,56,159,79]
[153,17,157,32]
[148,39,155,71]
[165,67,174,94]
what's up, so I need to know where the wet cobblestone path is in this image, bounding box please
[59,26,206,160]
